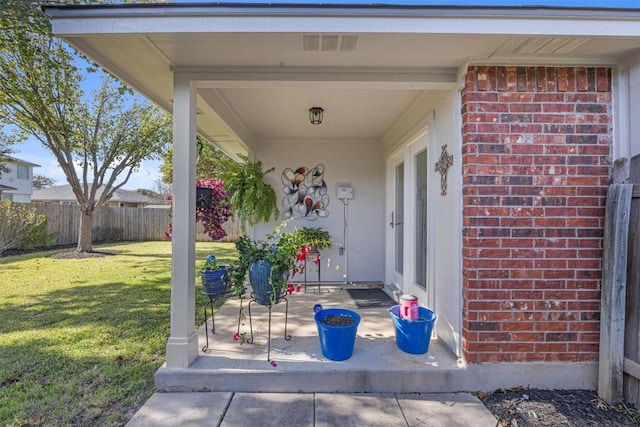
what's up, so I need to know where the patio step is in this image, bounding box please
[155,288,597,394]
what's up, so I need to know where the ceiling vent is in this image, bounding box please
[302,35,359,52]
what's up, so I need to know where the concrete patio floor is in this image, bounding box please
[155,284,597,394]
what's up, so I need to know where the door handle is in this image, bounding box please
[390,212,402,228]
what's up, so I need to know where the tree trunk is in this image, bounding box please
[77,207,94,252]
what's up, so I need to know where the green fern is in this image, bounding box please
[220,154,279,228]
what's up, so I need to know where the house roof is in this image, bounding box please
[0,155,40,168]
[0,184,18,191]
[45,2,640,156]
[32,185,156,205]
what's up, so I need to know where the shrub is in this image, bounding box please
[19,213,58,249]
[0,201,51,254]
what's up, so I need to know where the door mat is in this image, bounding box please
[347,289,395,308]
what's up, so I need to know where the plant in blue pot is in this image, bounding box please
[229,222,311,306]
[200,254,230,297]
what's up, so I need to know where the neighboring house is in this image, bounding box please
[31,184,155,207]
[45,1,640,391]
[0,155,39,202]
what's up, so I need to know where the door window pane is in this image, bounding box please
[415,149,427,289]
[395,163,404,275]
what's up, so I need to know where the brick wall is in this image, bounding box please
[461,66,612,363]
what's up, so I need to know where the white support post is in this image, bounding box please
[165,73,198,368]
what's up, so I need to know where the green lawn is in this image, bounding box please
[0,241,237,426]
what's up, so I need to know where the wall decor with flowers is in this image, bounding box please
[281,164,329,220]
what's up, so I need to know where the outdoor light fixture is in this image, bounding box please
[309,107,324,125]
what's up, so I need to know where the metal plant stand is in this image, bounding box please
[246,293,291,361]
[201,288,242,352]
[304,250,321,292]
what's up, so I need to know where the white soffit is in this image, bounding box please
[47,4,640,154]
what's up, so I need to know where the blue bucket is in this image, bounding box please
[314,307,361,361]
[389,305,437,354]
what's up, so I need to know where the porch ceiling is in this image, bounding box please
[47,4,640,159]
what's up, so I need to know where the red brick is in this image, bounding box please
[512,332,545,342]
[536,342,568,352]
[462,65,611,363]
[502,343,535,352]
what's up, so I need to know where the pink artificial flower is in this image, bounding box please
[313,255,320,265]
[233,332,239,342]
[270,360,277,367]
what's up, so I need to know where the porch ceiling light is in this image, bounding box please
[309,107,324,125]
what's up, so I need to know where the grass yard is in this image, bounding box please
[0,241,237,426]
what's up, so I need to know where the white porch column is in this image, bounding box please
[166,73,198,368]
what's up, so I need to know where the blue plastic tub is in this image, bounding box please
[314,308,361,361]
[389,305,437,354]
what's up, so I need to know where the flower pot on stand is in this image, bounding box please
[246,260,291,360]
[314,304,360,361]
[389,305,437,354]
[200,265,230,296]
[248,260,287,305]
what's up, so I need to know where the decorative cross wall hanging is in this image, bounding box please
[435,144,454,196]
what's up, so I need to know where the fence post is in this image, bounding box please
[599,183,633,404]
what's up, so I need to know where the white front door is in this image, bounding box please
[386,129,429,307]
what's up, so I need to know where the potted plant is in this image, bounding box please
[219,154,279,230]
[298,226,332,252]
[164,178,232,241]
[200,254,231,296]
[229,223,306,306]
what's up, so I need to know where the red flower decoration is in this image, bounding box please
[233,332,239,342]
[313,255,320,265]
[287,284,295,295]
[270,360,277,367]
[296,284,302,293]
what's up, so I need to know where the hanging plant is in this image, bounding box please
[163,178,232,241]
[219,154,279,228]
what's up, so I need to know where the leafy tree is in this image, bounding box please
[160,137,233,183]
[0,140,12,179]
[32,174,57,189]
[0,0,172,252]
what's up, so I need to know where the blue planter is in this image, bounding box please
[389,305,437,354]
[200,266,230,296]
[249,261,286,305]
[314,306,360,361]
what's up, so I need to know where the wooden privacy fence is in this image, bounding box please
[599,155,640,406]
[26,204,241,245]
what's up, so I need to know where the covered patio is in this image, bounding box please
[46,1,640,394]
[155,284,595,393]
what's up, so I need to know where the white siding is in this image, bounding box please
[255,138,385,283]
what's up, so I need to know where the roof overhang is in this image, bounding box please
[45,2,640,156]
